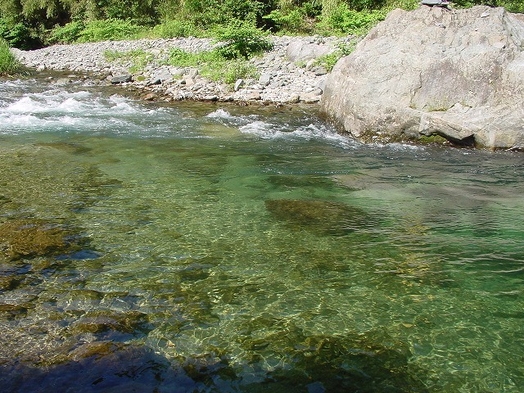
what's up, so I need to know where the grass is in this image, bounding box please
[102,46,259,86]
[313,41,356,72]
[104,49,154,73]
[202,58,258,85]
[48,19,148,44]
[0,39,20,75]
[150,20,204,39]
[167,48,258,85]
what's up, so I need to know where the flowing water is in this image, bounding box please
[0,75,523,392]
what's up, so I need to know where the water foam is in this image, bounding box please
[205,108,358,149]
[206,108,236,120]
[205,108,259,128]
[1,80,356,147]
[239,120,358,149]
[0,82,163,135]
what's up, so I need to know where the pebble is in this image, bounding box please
[12,36,354,104]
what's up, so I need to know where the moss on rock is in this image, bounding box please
[265,199,376,236]
[0,219,78,260]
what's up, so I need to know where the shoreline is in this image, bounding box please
[12,36,351,105]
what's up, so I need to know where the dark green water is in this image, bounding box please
[0,77,523,392]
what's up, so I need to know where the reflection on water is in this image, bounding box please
[0,76,523,392]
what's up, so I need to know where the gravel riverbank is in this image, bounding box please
[12,36,352,104]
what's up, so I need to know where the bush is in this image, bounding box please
[504,0,524,12]
[0,18,40,49]
[162,20,272,85]
[264,9,310,33]
[384,0,419,10]
[347,0,387,11]
[451,0,524,12]
[78,19,145,42]
[219,0,266,24]
[167,0,268,29]
[213,22,273,59]
[0,39,20,74]
[48,21,85,44]
[317,5,386,35]
[102,0,160,24]
[151,19,202,38]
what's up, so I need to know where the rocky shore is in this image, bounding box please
[14,6,524,149]
[12,35,351,104]
[321,6,524,149]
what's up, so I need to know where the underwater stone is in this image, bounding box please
[0,342,195,391]
[36,142,92,154]
[70,310,152,336]
[0,275,20,291]
[69,341,121,361]
[0,303,30,319]
[0,219,79,260]
[265,199,374,236]
[261,333,428,393]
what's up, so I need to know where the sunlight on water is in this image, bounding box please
[0,76,523,392]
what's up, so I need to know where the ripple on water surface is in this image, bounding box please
[0,76,523,392]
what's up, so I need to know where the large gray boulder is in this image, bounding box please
[286,38,334,63]
[321,6,524,149]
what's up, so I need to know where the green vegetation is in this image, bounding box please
[314,41,356,71]
[452,0,524,12]
[0,0,521,50]
[203,58,258,85]
[78,19,146,42]
[317,5,387,35]
[49,19,147,44]
[104,49,153,73]
[103,22,268,85]
[0,38,20,75]
[213,22,273,59]
[165,25,269,84]
[151,20,202,38]
[418,134,449,145]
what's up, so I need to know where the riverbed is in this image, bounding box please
[1,75,523,392]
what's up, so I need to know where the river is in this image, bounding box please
[0,75,523,392]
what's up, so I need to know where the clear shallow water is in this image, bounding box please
[0,76,523,392]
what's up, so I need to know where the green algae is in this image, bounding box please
[0,219,77,260]
[265,198,376,236]
[69,310,152,335]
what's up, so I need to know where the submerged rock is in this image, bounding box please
[35,142,92,154]
[0,302,30,319]
[0,275,20,291]
[265,199,374,236]
[0,343,196,392]
[0,219,79,260]
[321,6,524,149]
[242,331,428,393]
[69,310,152,336]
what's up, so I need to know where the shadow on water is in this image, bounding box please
[0,343,195,393]
[0,333,429,393]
